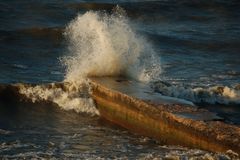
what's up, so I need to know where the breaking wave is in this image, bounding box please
[10,7,161,115]
[8,81,99,115]
[19,82,99,115]
[152,81,240,105]
[62,6,161,83]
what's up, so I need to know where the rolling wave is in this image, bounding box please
[152,81,240,105]
[0,82,98,115]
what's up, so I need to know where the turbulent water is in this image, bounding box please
[0,0,240,159]
[63,7,161,82]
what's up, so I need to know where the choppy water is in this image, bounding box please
[0,0,240,159]
[1,99,232,159]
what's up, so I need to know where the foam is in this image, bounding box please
[19,81,99,115]
[152,81,240,105]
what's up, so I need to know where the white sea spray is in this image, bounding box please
[62,7,161,83]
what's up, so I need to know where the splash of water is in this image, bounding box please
[62,7,161,83]
[19,7,162,115]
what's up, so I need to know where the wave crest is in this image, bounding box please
[152,81,240,105]
[18,81,99,115]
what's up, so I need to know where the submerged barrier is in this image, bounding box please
[90,77,240,154]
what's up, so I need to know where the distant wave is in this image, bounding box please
[151,81,240,105]
[66,1,240,23]
[67,2,115,11]
[0,27,63,42]
[20,27,63,37]
[143,31,240,52]
[12,64,28,69]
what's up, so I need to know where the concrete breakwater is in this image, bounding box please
[90,77,240,155]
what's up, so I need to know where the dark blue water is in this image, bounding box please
[0,0,239,158]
